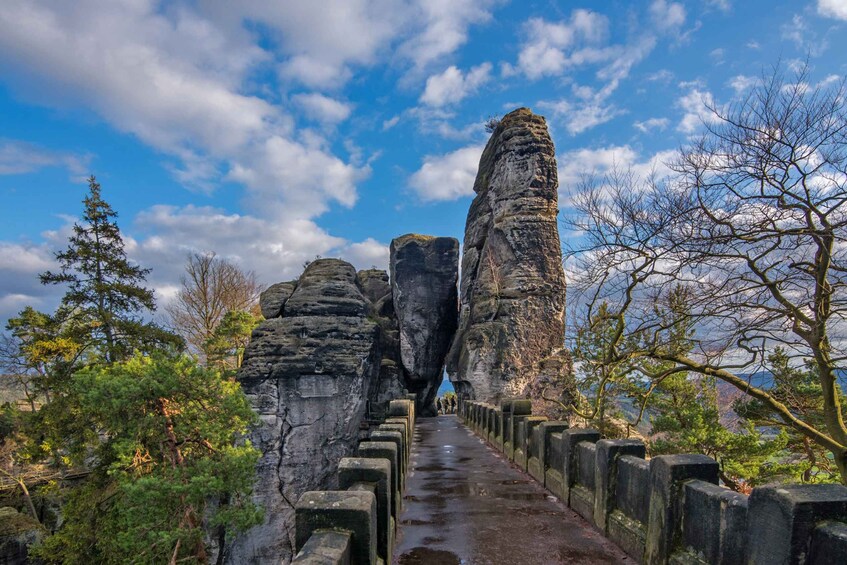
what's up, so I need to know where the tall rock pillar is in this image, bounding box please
[446,108,566,404]
[390,234,459,416]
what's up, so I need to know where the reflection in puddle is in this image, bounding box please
[398,547,461,564]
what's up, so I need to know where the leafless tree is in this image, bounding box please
[165,253,264,361]
[567,63,847,480]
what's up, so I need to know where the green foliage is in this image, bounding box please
[574,286,788,490]
[2,181,260,561]
[649,373,787,491]
[735,348,842,484]
[39,176,182,363]
[204,310,261,373]
[572,301,640,437]
[31,354,261,564]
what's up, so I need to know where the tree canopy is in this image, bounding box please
[567,62,847,483]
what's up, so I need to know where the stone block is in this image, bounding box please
[384,417,411,447]
[528,421,567,485]
[388,399,410,418]
[544,431,566,499]
[747,484,847,565]
[378,423,408,461]
[488,408,502,446]
[295,490,377,565]
[291,530,352,564]
[677,479,747,565]
[511,399,532,416]
[505,415,529,461]
[645,454,719,564]
[561,429,600,505]
[369,430,405,480]
[594,439,646,532]
[810,520,847,565]
[338,457,392,561]
[515,416,547,471]
[486,405,496,439]
[616,456,650,524]
[357,442,401,514]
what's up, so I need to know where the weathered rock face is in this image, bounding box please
[357,269,409,414]
[390,235,459,415]
[226,259,381,564]
[0,507,44,565]
[446,108,566,404]
[259,280,296,319]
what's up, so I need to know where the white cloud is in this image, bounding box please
[538,97,623,135]
[558,145,676,193]
[0,241,63,322]
[132,204,387,295]
[645,69,674,83]
[633,118,670,133]
[397,0,496,76]
[514,11,611,80]
[781,14,828,56]
[382,116,401,130]
[292,93,352,124]
[340,238,390,271]
[0,139,91,180]
[706,0,731,11]
[728,75,757,94]
[677,88,719,133]
[420,63,492,107]
[0,1,370,235]
[227,135,367,218]
[408,145,483,202]
[650,0,686,32]
[818,0,847,20]
[209,1,401,90]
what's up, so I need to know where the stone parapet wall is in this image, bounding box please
[461,400,847,564]
[292,399,415,565]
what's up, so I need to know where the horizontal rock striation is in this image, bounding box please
[227,259,381,564]
[446,107,567,404]
[358,269,409,415]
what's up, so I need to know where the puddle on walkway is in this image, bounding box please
[397,547,462,565]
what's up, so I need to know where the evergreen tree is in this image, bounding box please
[734,348,842,484]
[30,354,261,564]
[40,176,181,363]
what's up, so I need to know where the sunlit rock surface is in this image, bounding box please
[446,108,567,404]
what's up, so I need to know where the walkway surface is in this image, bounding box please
[393,415,630,564]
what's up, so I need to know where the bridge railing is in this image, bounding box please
[461,399,847,565]
[292,398,415,565]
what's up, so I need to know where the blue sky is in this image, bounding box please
[1,0,846,326]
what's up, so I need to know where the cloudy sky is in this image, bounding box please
[1,0,846,326]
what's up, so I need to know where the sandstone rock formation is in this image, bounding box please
[258,280,296,319]
[446,108,567,404]
[227,259,381,564]
[390,235,459,415]
[357,269,409,415]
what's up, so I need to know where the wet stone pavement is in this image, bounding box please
[393,415,629,565]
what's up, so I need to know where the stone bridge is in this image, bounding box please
[289,398,847,564]
[229,108,847,564]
